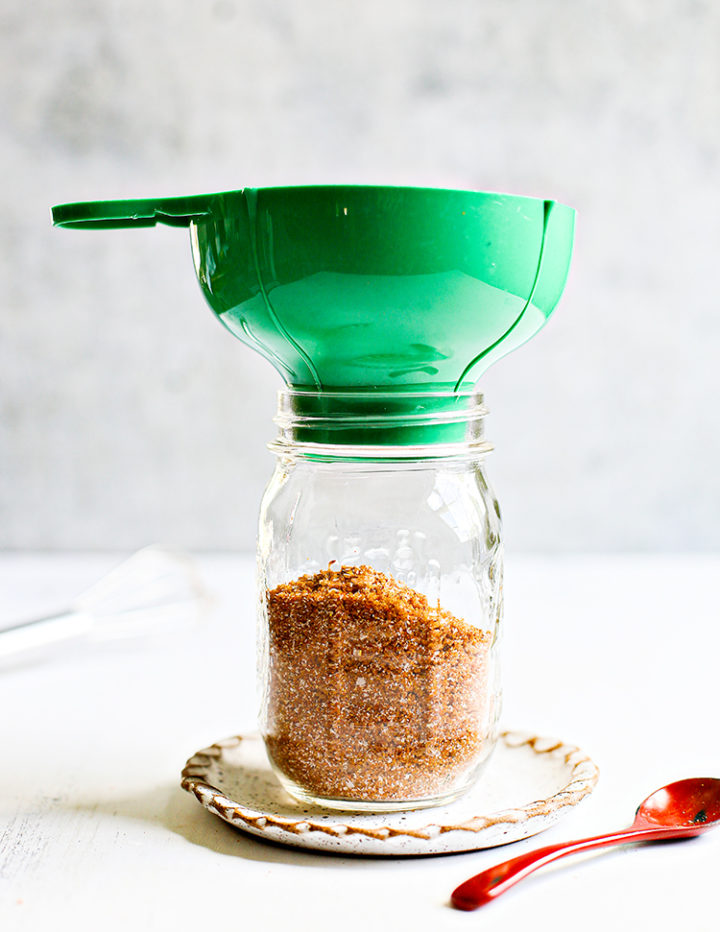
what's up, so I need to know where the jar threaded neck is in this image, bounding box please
[270,388,492,458]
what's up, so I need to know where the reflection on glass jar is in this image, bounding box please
[257,390,503,811]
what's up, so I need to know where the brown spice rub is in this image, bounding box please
[264,565,492,801]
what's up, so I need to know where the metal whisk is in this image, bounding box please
[0,547,212,660]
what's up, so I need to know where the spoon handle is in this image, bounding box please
[451,825,690,910]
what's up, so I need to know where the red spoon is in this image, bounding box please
[452,777,720,911]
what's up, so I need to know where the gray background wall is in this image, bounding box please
[2,0,719,552]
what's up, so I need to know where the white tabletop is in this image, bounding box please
[1,553,718,931]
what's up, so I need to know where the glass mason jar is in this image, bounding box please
[257,389,503,811]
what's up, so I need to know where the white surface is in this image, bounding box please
[1,552,719,930]
[2,1,720,552]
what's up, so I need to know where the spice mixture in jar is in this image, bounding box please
[263,564,494,803]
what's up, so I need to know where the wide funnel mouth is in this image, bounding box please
[53,185,575,444]
[188,187,575,400]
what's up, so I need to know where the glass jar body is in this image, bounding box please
[257,444,503,811]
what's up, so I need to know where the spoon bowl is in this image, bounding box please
[634,778,720,829]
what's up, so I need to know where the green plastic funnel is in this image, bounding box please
[52,185,574,443]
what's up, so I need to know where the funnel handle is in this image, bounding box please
[51,194,218,229]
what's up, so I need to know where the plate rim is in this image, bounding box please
[181,729,599,845]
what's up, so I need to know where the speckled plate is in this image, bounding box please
[181,730,599,856]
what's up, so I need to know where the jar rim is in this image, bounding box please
[267,439,493,462]
[271,387,491,453]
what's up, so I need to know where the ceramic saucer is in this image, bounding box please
[181,730,599,856]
